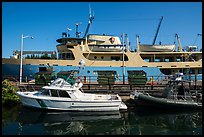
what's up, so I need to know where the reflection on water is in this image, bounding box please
[2,105,202,135]
[17,107,123,135]
[126,107,202,135]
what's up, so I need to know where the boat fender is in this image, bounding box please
[74,83,78,87]
[144,93,149,96]
[76,77,82,82]
[74,82,83,88]
[78,83,83,88]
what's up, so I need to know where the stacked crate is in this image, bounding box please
[128,70,147,85]
[97,71,116,84]
[35,67,55,85]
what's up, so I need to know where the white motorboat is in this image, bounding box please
[16,78,127,111]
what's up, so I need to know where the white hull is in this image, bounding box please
[17,91,124,111]
[139,44,176,52]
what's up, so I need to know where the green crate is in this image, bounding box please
[128,70,147,85]
[35,71,56,85]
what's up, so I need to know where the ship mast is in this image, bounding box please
[83,5,94,38]
[136,35,139,52]
[152,16,163,45]
[75,22,82,38]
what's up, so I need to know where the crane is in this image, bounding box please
[83,5,94,38]
[152,16,163,45]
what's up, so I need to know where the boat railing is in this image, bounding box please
[110,95,119,100]
[167,89,202,103]
[19,85,28,92]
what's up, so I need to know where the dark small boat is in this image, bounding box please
[130,81,202,110]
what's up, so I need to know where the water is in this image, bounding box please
[2,104,202,135]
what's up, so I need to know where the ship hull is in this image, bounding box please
[2,63,163,82]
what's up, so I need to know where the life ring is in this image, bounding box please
[109,37,115,44]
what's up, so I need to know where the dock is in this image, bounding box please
[16,80,202,102]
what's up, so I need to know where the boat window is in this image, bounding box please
[164,58,170,62]
[50,89,59,97]
[62,53,66,60]
[189,69,195,74]
[198,68,202,74]
[66,53,71,59]
[101,56,104,59]
[142,57,150,62]
[94,56,97,59]
[111,56,120,61]
[41,89,50,96]
[176,57,182,62]
[67,45,74,49]
[58,90,71,98]
[58,53,62,59]
[154,58,160,62]
[124,56,128,61]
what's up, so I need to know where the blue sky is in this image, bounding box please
[2,2,202,58]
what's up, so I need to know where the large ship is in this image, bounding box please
[2,12,202,83]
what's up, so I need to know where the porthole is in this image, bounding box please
[94,56,97,59]
[101,56,104,59]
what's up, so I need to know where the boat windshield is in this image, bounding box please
[66,78,76,85]
[50,78,75,87]
[39,88,71,98]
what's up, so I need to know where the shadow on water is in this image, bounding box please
[2,104,202,135]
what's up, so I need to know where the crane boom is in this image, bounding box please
[83,5,94,38]
[152,16,163,45]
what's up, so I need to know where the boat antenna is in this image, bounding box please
[83,4,94,38]
[152,16,163,45]
[75,22,82,38]
[67,27,72,37]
